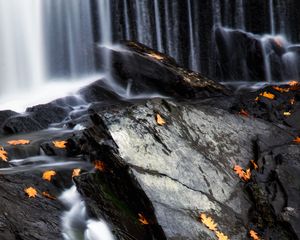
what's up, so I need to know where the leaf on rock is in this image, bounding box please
[72,168,81,178]
[200,213,218,231]
[249,230,260,240]
[234,165,251,181]
[283,111,291,116]
[250,160,258,170]
[24,187,37,198]
[156,114,166,126]
[259,92,275,100]
[42,191,56,200]
[147,52,164,61]
[288,80,299,86]
[272,86,289,93]
[289,80,300,90]
[42,170,56,181]
[138,213,149,225]
[94,160,105,171]
[7,139,30,146]
[0,146,8,162]
[53,140,67,149]
[290,98,296,105]
[293,137,300,143]
[216,231,230,240]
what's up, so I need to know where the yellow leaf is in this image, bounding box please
[24,187,37,198]
[42,191,56,200]
[293,137,300,143]
[72,168,81,178]
[156,114,166,126]
[42,170,56,181]
[250,160,258,170]
[94,160,105,171]
[283,111,291,116]
[216,231,230,240]
[53,140,67,149]
[138,213,149,225]
[260,92,275,100]
[200,213,218,231]
[272,86,289,93]
[249,230,260,240]
[7,139,30,145]
[0,146,8,162]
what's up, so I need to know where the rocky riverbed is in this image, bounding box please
[0,42,299,240]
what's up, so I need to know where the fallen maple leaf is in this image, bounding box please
[53,140,67,149]
[42,191,56,200]
[260,92,275,100]
[249,230,260,240]
[7,139,30,146]
[94,160,105,171]
[147,52,164,61]
[42,170,56,181]
[234,165,251,181]
[215,231,230,240]
[293,137,300,143]
[250,160,258,170]
[200,213,218,231]
[239,109,249,117]
[72,168,81,177]
[138,213,149,225]
[156,114,166,126]
[272,86,289,93]
[24,187,37,198]
[0,146,8,162]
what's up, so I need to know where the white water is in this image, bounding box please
[60,186,115,240]
[187,0,198,71]
[269,0,275,35]
[154,0,163,52]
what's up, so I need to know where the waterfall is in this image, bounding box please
[0,0,45,97]
[187,0,198,71]
[235,0,245,30]
[154,0,163,52]
[269,0,275,35]
[123,0,131,40]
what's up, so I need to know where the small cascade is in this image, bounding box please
[154,0,163,52]
[187,0,198,71]
[123,0,131,40]
[235,0,245,30]
[269,0,275,35]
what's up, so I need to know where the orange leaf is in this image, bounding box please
[0,146,8,162]
[156,114,166,126]
[138,213,149,225]
[215,231,230,240]
[288,80,298,86]
[42,191,56,200]
[7,139,30,145]
[52,140,67,149]
[249,230,260,240]
[250,160,258,170]
[272,86,289,93]
[234,165,251,181]
[72,168,81,177]
[42,170,56,181]
[94,160,105,171]
[200,213,218,231]
[243,169,251,181]
[260,92,275,100]
[293,137,300,143]
[24,187,37,198]
[239,109,249,117]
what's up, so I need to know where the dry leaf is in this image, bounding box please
[216,231,230,240]
[293,137,300,143]
[283,111,291,116]
[72,168,81,177]
[272,86,289,93]
[239,109,249,117]
[0,146,8,162]
[200,213,218,231]
[288,80,298,86]
[53,140,67,149]
[138,213,149,225]
[249,230,260,240]
[255,97,259,102]
[24,187,37,198]
[290,98,296,105]
[250,160,258,170]
[234,165,251,181]
[7,139,30,145]
[94,160,105,171]
[260,92,275,100]
[42,191,56,200]
[156,114,166,126]
[42,170,56,181]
